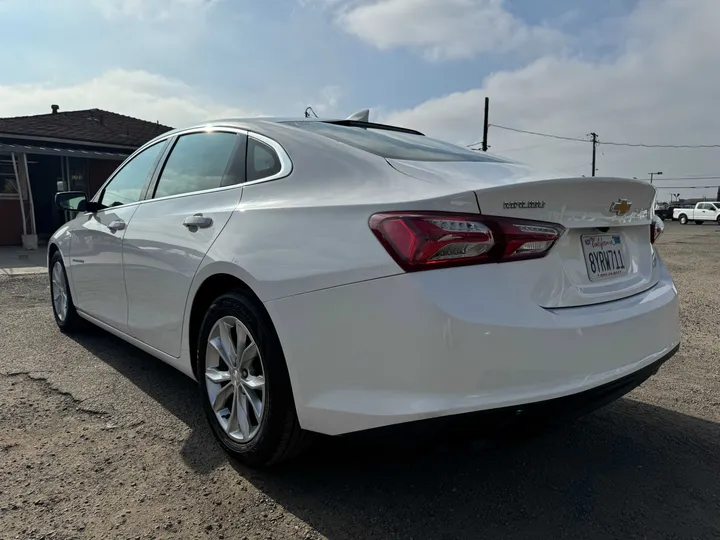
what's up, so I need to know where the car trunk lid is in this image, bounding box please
[387,159,658,308]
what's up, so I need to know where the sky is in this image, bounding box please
[1,0,719,202]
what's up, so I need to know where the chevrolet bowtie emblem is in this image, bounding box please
[610,199,632,216]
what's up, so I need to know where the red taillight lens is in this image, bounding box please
[369,212,564,271]
[650,215,664,244]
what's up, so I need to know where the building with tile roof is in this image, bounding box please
[0,106,172,246]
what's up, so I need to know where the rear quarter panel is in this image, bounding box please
[198,125,481,302]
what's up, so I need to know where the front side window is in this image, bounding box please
[100,141,166,207]
[247,137,282,182]
[154,132,238,199]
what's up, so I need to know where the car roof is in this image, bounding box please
[159,117,425,137]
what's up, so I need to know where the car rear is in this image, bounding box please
[264,121,680,436]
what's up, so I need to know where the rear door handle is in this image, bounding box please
[108,220,126,232]
[183,214,213,229]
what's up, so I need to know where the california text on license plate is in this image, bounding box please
[581,234,629,281]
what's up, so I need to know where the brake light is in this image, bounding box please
[650,215,664,244]
[369,212,564,271]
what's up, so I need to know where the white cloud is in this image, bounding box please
[336,0,563,60]
[0,69,258,127]
[380,0,720,200]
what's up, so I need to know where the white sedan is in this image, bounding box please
[49,117,680,466]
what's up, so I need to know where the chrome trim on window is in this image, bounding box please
[243,132,293,186]
[90,125,293,207]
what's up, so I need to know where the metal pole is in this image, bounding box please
[590,133,598,177]
[22,153,37,236]
[482,97,489,152]
[10,152,27,237]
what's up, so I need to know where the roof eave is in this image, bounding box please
[0,131,141,150]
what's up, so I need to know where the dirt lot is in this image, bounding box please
[1,221,719,540]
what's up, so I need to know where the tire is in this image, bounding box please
[716,216,720,225]
[197,290,313,467]
[678,214,688,224]
[49,252,83,333]
[695,220,704,225]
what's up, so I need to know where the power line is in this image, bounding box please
[599,141,720,149]
[486,122,720,149]
[488,124,590,143]
[645,175,720,181]
[495,141,568,153]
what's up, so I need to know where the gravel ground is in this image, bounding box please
[1,221,719,540]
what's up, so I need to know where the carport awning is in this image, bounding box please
[0,142,129,160]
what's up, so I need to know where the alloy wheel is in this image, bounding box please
[205,316,266,442]
[51,261,68,322]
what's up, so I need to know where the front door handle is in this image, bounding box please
[108,220,126,232]
[183,214,213,229]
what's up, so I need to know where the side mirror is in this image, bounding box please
[55,191,89,212]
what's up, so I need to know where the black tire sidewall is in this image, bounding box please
[197,291,296,466]
[49,252,80,331]
[679,215,688,224]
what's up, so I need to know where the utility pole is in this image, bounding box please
[590,132,598,177]
[481,97,490,151]
[649,171,663,184]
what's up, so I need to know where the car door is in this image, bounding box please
[69,140,168,330]
[122,128,247,357]
[699,203,713,220]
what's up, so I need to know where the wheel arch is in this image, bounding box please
[187,272,277,380]
[48,242,60,268]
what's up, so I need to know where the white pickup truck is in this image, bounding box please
[673,202,720,224]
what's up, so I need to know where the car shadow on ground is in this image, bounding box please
[70,327,720,540]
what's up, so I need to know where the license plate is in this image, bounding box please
[581,234,628,281]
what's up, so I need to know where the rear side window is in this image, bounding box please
[154,131,238,199]
[247,137,282,181]
[284,121,507,163]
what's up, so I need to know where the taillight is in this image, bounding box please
[650,215,664,244]
[369,212,564,271]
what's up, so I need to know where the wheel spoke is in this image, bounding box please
[239,341,258,369]
[234,320,248,358]
[206,367,231,384]
[208,337,234,369]
[226,392,240,435]
[241,374,264,391]
[236,392,251,438]
[218,322,237,367]
[242,383,263,420]
[212,383,234,413]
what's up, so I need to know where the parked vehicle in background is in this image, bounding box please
[672,202,720,224]
[654,202,673,221]
[47,116,681,467]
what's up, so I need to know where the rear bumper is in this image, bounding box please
[343,342,679,439]
[266,257,680,436]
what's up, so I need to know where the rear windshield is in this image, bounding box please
[284,121,507,163]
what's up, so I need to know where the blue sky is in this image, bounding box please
[0,0,637,113]
[1,0,719,201]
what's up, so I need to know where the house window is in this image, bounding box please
[0,159,24,198]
